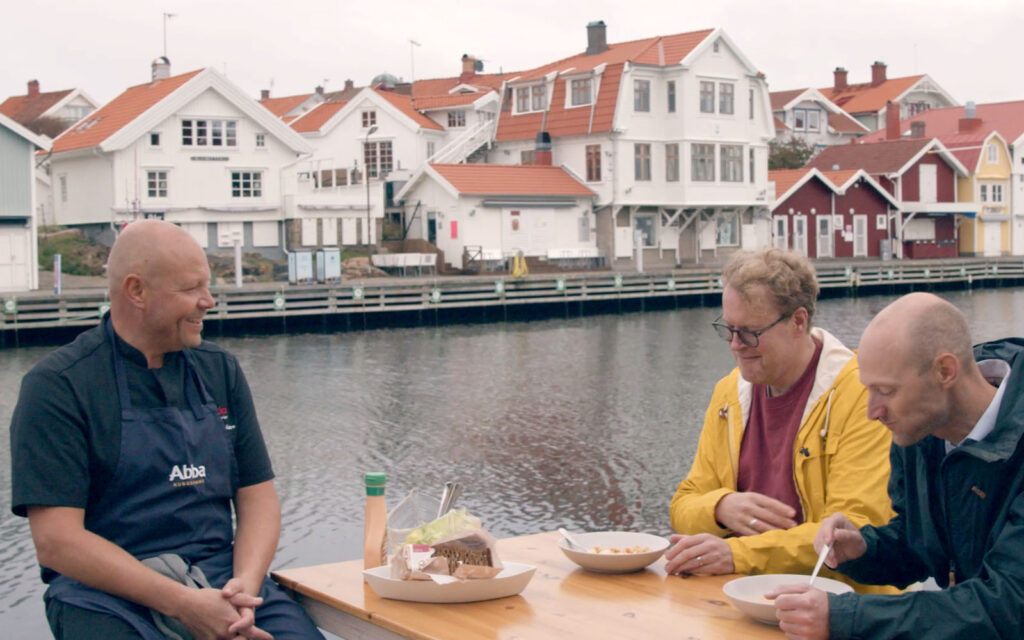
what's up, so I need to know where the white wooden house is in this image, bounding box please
[0,112,50,291]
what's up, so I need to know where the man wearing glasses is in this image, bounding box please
[664,248,895,594]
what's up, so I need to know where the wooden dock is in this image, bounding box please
[3,257,1023,341]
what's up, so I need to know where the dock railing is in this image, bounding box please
[3,258,1022,333]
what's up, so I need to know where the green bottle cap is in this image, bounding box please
[365,472,387,487]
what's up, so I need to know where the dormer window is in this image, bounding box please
[362,111,376,128]
[447,110,466,127]
[514,84,547,114]
[569,78,592,106]
[987,143,998,164]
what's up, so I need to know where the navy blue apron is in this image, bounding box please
[45,318,237,639]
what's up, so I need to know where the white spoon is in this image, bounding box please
[809,543,831,587]
[557,527,587,551]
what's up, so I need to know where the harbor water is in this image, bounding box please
[1,288,1022,638]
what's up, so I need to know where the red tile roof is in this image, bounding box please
[413,74,507,100]
[260,93,312,117]
[819,75,923,115]
[429,163,594,196]
[858,100,1024,145]
[769,89,805,111]
[495,29,713,142]
[496,62,624,142]
[374,89,444,131]
[413,92,488,110]
[806,138,930,175]
[0,88,73,126]
[820,169,861,188]
[769,168,813,198]
[290,100,347,133]
[934,132,991,171]
[827,112,866,134]
[51,69,203,154]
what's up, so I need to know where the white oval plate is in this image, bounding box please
[362,562,536,603]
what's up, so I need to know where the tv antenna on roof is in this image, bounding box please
[162,12,177,59]
[410,39,421,82]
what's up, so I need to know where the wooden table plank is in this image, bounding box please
[272,531,782,640]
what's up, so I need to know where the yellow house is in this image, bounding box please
[947,131,1012,256]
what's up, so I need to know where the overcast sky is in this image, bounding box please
[3,0,1021,109]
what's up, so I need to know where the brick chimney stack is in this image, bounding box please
[586,20,608,56]
[833,67,848,92]
[260,89,270,101]
[315,85,325,96]
[871,61,887,87]
[886,100,901,140]
[910,121,926,138]
[459,55,479,83]
[27,79,40,98]
[344,79,354,91]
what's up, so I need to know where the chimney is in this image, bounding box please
[459,54,478,82]
[833,67,848,92]
[260,89,270,101]
[151,56,171,81]
[534,131,552,166]
[910,121,926,138]
[871,60,887,87]
[586,20,608,56]
[27,79,40,98]
[885,100,901,140]
[344,79,354,91]
[315,85,325,96]
[959,100,981,133]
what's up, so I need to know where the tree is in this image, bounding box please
[769,136,816,170]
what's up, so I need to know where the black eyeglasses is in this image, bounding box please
[711,314,789,348]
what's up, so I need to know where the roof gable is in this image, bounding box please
[0,89,73,125]
[427,163,595,197]
[0,112,52,149]
[52,68,311,155]
[290,100,347,133]
[807,137,966,177]
[51,70,203,153]
[260,93,313,117]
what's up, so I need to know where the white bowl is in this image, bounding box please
[722,574,854,625]
[363,562,536,603]
[556,531,670,574]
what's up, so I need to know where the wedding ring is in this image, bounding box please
[749,517,758,528]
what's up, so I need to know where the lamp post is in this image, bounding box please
[364,125,378,251]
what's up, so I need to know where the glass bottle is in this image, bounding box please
[363,472,388,572]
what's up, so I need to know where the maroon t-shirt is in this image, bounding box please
[736,338,823,525]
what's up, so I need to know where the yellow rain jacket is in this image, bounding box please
[670,327,897,594]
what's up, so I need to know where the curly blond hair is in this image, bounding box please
[721,248,819,325]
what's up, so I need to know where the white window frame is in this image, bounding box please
[691,143,715,182]
[665,143,679,182]
[634,143,651,181]
[181,119,237,147]
[568,78,592,107]
[980,183,988,202]
[146,170,168,198]
[720,145,743,182]
[362,111,376,128]
[230,170,263,198]
[447,110,466,127]
[987,144,998,164]
[806,109,820,132]
[699,81,715,114]
[992,183,1004,202]
[634,79,650,112]
[718,82,734,115]
[876,214,887,230]
[255,132,266,148]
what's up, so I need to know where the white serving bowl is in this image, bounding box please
[722,574,854,625]
[556,531,670,574]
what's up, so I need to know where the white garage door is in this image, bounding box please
[0,225,32,292]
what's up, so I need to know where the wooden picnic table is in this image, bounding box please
[271,531,783,639]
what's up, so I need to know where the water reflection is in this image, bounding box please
[1,288,1022,637]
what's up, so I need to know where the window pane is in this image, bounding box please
[666,143,679,182]
[721,145,743,182]
[719,83,734,115]
[634,80,650,112]
[691,143,715,181]
[700,81,714,113]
